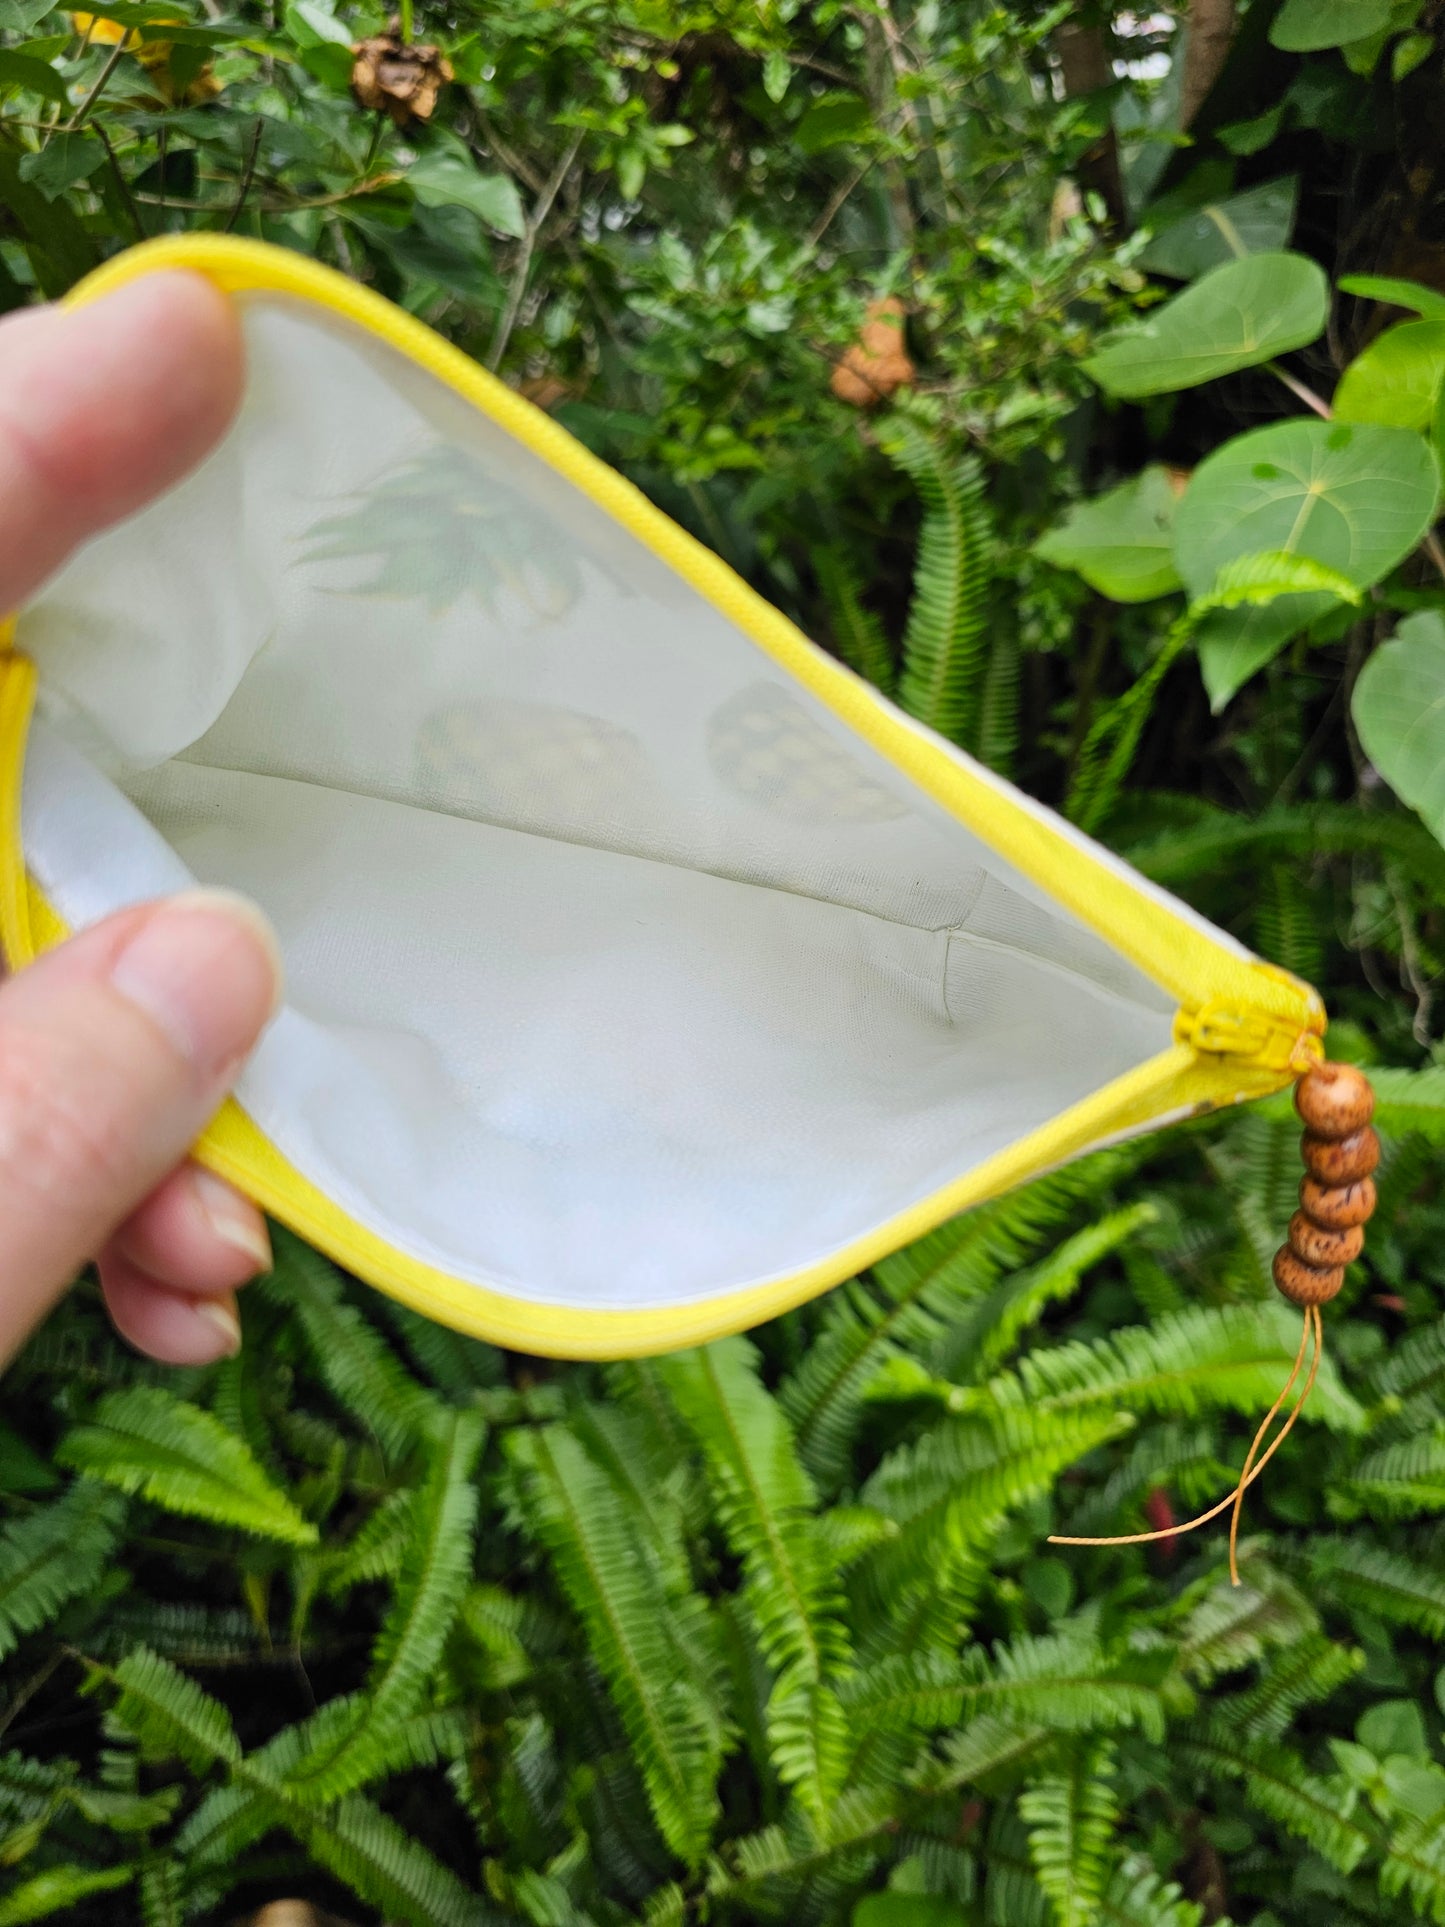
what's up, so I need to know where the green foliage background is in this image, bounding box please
[8,2,1445,1923]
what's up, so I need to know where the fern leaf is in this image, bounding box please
[1061,1422,1229,1540]
[1003,1301,1363,1432]
[57,1387,317,1545]
[105,1647,241,1772]
[0,1866,134,1926]
[782,1159,1128,1488]
[1378,1810,1445,1926]
[272,1787,499,1926]
[1020,1739,1119,1927]
[656,1337,852,1817]
[1222,1632,1359,1742]
[839,1649,964,1787]
[1337,1431,1445,1518]
[814,546,894,691]
[1100,1856,1207,1927]
[1368,1313,1445,1403]
[262,1229,436,1456]
[951,1627,1176,1744]
[0,1484,124,1659]
[939,1204,1156,1385]
[857,1406,1133,1636]
[928,1714,1053,1791]
[1174,1559,1318,1685]
[1300,1535,1445,1636]
[507,1423,722,1868]
[881,412,991,744]
[138,1857,183,1927]
[1179,1724,1370,1874]
[975,620,1021,775]
[285,1408,484,1801]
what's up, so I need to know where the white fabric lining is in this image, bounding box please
[16,296,1183,1312]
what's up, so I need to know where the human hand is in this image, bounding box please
[0,272,282,1370]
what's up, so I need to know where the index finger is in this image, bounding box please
[0,269,244,615]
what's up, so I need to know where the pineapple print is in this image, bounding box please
[707,684,907,825]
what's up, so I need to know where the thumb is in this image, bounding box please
[0,890,281,1364]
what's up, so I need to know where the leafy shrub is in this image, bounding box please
[7,2,1445,1924]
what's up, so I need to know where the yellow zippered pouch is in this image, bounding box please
[0,235,1325,1360]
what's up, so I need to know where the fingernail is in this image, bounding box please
[193,1296,242,1356]
[193,1168,272,1274]
[110,889,283,1078]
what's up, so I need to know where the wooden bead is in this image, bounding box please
[1299,1174,1376,1229]
[1288,1211,1363,1269]
[1272,1246,1344,1307]
[1302,1125,1380,1185]
[1295,1061,1375,1138]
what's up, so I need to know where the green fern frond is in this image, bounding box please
[857,1406,1133,1632]
[879,412,992,745]
[813,546,894,692]
[1299,1535,1445,1636]
[928,1714,1053,1792]
[1066,610,1197,835]
[375,1296,506,1397]
[1100,1857,1206,1927]
[1002,1301,1362,1432]
[1338,1431,1445,1518]
[0,1484,124,1660]
[286,1408,484,1801]
[138,1860,183,1927]
[839,1649,963,1788]
[1174,1558,1318,1685]
[1368,1314,1445,1404]
[939,1204,1156,1386]
[273,1787,499,1926]
[1179,1724,1370,1875]
[105,1647,241,1773]
[1019,1738,1119,1927]
[57,1387,317,1546]
[952,1628,1175,1744]
[975,621,1021,774]
[1378,1810,1445,1926]
[0,1865,134,1926]
[507,1422,722,1868]
[263,1230,436,1456]
[1251,865,1323,987]
[325,1486,416,1597]
[1061,1422,1228,1539]
[782,1158,1129,1488]
[656,1338,851,1816]
[706,1785,898,1910]
[1222,1632,1360,1742]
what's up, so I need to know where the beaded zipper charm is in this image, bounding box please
[1051,1060,1378,1585]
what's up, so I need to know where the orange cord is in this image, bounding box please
[1227,1304,1321,1584]
[1048,1307,1320,1582]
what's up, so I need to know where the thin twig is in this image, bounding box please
[223,115,262,231]
[807,159,874,248]
[1266,360,1332,419]
[92,119,144,239]
[487,128,583,371]
[1425,530,1445,585]
[65,33,132,134]
[474,104,544,193]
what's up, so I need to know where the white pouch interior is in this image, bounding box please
[15,287,1211,1316]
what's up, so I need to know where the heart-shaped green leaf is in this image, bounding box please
[1137,177,1298,282]
[1083,252,1328,399]
[1271,0,1396,51]
[1032,466,1183,602]
[1174,418,1439,598]
[1353,611,1445,847]
[1335,319,1445,429]
[1178,419,1438,709]
[1195,599,1334,712]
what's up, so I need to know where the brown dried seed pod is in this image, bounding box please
[1299,1174,1376,1229]
[1302,1125,1380,1185]
[1295,1061,1375,1139]
[1288,1211,1364,1269]
[351,23,452,126]
[1272,1247,1345,1307]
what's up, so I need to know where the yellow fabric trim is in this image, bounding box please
[0,235,1329,1357]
